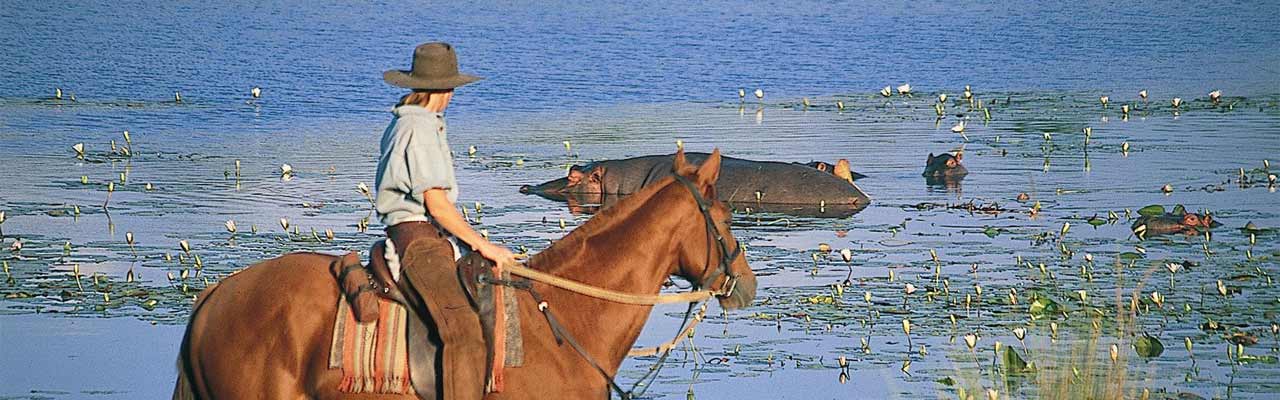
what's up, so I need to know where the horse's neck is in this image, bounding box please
[525,186,687,375]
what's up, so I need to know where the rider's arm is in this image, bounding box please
[424,189,516,267]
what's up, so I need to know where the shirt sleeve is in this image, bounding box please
[403,128,455,205]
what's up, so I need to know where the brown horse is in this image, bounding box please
[173,149,756,399]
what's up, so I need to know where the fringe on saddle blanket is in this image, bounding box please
[328,297,414,394]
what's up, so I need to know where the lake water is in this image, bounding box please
[2,1,1280,399]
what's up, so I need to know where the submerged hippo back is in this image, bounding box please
[620,153,868,206]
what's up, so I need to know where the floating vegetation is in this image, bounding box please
[5,89,1280,399]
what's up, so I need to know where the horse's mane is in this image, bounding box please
[528,165,697,272]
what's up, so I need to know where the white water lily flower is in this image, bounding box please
[938,93,948,103]
[0,211,5,224]
[1099,96,1109,107]
[1013,327,1026,340]
[356,182,370,196]
[10,239,22,251]
[225,220,237,233]
[251,86,262,98]
[840,248,852,262]
[1109,344,1119,363]
[950,121,966,134]
[738,88,745,99]
[179,239,190,253]
[1139,90,1148,100]
[963,85,972,99]
[1209,90,1221,102]
[1121,104,1130,114]
[896,83,911,95]
[279,218,289,231]
[125,232,134,245]
[902,319,911,335]
[754,88,763,99]
[836,100,844,110]
[879,86,892,97]
[72,143,85,158]
[1171,97,1183,108]
[905,283,917,295]
[280,163,293,176]
[1217,280,1227,296]
[964,333,979,349]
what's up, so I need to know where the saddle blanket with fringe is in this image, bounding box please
[328,297,414,395]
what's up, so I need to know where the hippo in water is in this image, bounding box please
[923,151,967,189]
[521,152,870,217]
[1132,208,1221,238]
[924,152,967,179]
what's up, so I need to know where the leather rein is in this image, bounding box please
[490,174,742,399]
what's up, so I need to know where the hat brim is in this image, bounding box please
[383,70,484,90]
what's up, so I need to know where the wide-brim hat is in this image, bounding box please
[383,42,483,90]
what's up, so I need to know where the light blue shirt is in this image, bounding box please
[374,105,459,227]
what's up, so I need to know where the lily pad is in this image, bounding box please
[1170,204,1187,216]
[1238,354,1278,364]
[982,226,1001,238]
[1134,334,1164,358]
[1002,347,1032,374]
[1118,252,1145,261]
[936,376,956,386]
[1029,296,1059,317]
[1138,205,1166,217]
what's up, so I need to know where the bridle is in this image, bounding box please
[671,174,742,299]
[493,174,745,399]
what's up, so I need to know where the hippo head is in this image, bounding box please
[924,152,968,179]
[806,159,865,183]
[1181,213,1222,230]
[520,164,602,198]
[564,165,605,195]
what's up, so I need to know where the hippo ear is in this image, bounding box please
[588,166,605,184]
[954,151,963,161]
[834,159,853,183]
[927,153,935,165]
[695,149,723,188]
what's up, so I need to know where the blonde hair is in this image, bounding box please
[397,90,453,107]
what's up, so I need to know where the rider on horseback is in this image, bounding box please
[378,42,517,400]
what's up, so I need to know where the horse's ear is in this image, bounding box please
[673,148,689,173]
[696,148,722,188]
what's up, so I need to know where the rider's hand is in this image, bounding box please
[476,242,518,268]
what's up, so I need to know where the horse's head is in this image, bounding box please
[667,149,757,310]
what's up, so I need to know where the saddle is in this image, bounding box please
[330,241,523,397]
